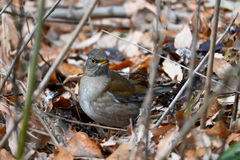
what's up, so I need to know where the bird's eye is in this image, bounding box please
[91,58,96,63]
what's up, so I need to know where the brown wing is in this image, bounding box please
[107,71,135,98]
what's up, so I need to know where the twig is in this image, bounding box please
[48,6,128,19]
[102,30,240,94]
[0,0,13,17]
[230,73,240,128]
[186,0,201,106]
[33,0,99,99]
[44,112,127,132]
[12,0,25,111]
[0,0,61,94]
[130,0,162,159]
[34,109,60,147]
[16,0,45,159]
[155,13,239,127]
[200,0,221,129]
[46,18,130,29]
[28,128,49,136]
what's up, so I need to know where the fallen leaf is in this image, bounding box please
[66,132,103,158]
[52,145,73,160]
[106,143,131,160]
[131,55,151,74]
[207,98,221,120]
[120,31,143,57]
[6,113,19,156]
[155,126,179,159]
[174,24,192,48]
[206,120,230,139]
[109,60,133,70]
[52,96,71,109]
[0,149,15,160]
[162,58,183,81]
[175,111,185,129]
[58,62,83,77]
[227,133,240,145]
[150,124,176,141]
[213,58,232,79]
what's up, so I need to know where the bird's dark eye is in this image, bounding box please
[91,58,96,63]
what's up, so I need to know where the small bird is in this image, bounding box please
[79,49,141,127]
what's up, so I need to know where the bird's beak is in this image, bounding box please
[100,59,109,64]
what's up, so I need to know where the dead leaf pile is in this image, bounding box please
[0,0,240,159]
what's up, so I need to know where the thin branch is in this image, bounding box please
[201,0,221,129]
[130,0,162,159]
[186,0,201,106]
[0,0,61,94]
[44,112,127,132]
[0,0,13,17]
[34,110,59,147]
[230,73,240,128]
[33,0,99,99]
[155,13,239,127]
[28,128,49,137]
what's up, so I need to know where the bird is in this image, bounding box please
[78,49,141,127]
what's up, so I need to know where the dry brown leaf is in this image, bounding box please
[155,126,179,159]
[58,62,83,77]
[213,57,232,79]
[52,146,73,160]
[174,24,192,48]
[227,133,240,145]
[184,150,198,159]
[0,14,20,67]
[175,111,185,129]
[6,113,19,156]
[52,96,71,109]
[66,132,103,158]
[162,59,183,81]
[40,44,62,62]
[150,124,175,141]
[207,99,221,120]
[106,143,131,160]
[121,31,143,57]
[0,149,15,160]
[139,32,154,50]
[131,55,151,74]
[206,120,230,139]
[109,60,133,70]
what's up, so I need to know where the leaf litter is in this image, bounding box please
[0,0,240,159]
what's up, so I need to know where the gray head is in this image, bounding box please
[84,49,110,76]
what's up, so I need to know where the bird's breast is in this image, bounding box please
[79,75,111,102]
